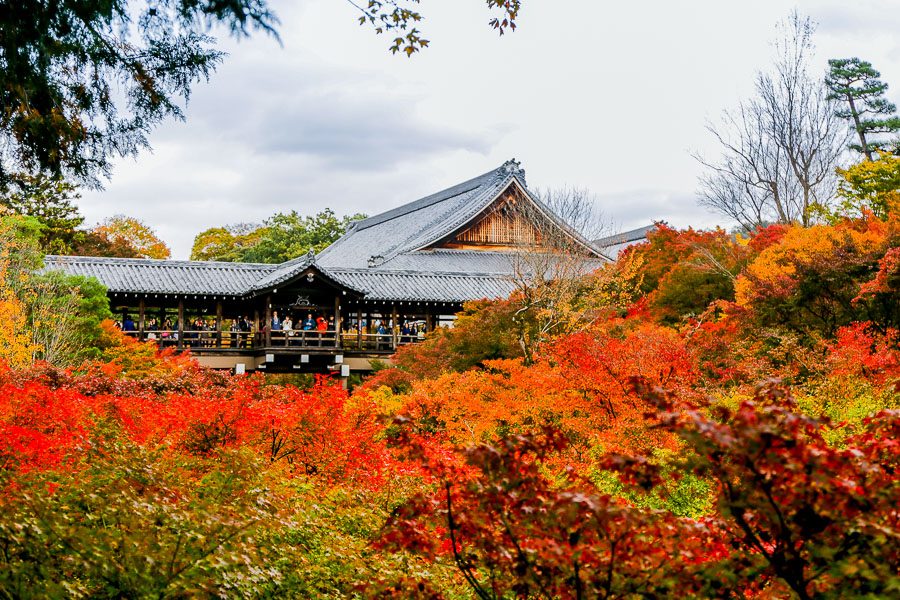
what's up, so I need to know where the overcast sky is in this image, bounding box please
[78,0,900,258]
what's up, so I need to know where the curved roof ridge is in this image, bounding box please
[376,173,515,264]
[44,254,277,269]
[350,163,507,232]
[330,266,514,278]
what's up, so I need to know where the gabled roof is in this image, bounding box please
[317,159,606,270]
[248,250,364,295]
[44,160,612,305]
[317,163,513,270]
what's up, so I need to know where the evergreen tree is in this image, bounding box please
[826,58,900,160]
[0,1,278,185]
[0,173,84,253]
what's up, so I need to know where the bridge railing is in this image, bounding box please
[121,329,425,351]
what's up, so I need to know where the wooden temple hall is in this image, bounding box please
[44,160,608,374]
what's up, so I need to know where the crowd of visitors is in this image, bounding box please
[114,310,428,349]
[270,311,335,335]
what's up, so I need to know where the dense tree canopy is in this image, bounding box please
[191,209,365,263]
[89,215,171,259]
[0,215,111,366]
[0,166,897,593]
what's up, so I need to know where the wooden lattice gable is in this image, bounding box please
[443,188,544,250]
[431,180,602,257]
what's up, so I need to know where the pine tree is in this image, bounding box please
[826,58,900,160]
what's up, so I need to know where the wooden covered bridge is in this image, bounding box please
[45,160,609,374]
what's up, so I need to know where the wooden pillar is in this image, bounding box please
[264,295,272,347]
[138,297,145,341]
[356,307,362,350]
[216,299,223,348]
[425,307,432,334]
[391,302,398,349]
[177,298,184,350]
[334,294,341,348]
[253,308,260,348]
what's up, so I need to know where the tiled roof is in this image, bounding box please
[44,161,612,304]
[317,162,522,270]
[594,224,657,253]
[330,269,517,302]
[43,255,272,296]
[379,249,517,274]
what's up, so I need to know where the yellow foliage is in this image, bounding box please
[735,220,887,306]
[0,256,39,367]
[836,153,900,219]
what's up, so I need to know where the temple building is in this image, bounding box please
[45,160,608,374]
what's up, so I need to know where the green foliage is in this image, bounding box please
[245,210,367,263]
[190,223,264,261]
[826,57,900,160]
[0,214,111,365]
[590,448,714,519]
[42,272,112,361]
[191,209,366,263]
[0,442,283,598]
[0,0,278,184]
[836,153,900,219]
[0,173,84,253]
[258,487,463,598]
[392,299,523,379]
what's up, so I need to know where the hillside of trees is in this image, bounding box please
[0,150,896,596]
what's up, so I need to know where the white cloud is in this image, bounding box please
[78,0,900,257]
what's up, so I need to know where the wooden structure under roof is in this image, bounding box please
[45,160,609,374]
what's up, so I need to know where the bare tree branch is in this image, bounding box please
[696,12,848,230]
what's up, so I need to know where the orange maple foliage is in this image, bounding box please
[547,320,698,455]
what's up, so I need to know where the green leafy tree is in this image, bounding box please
[0,214,111,365]
[0,0,278,184]
[826,58,900,160]
[191,210,366,263]
[836,152,900,219]
[244,209,367,263]
[0,173,84,253]
[190,223,265,262]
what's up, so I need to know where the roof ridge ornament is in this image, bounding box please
[500,158,525,184]
[367,255,385,268]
